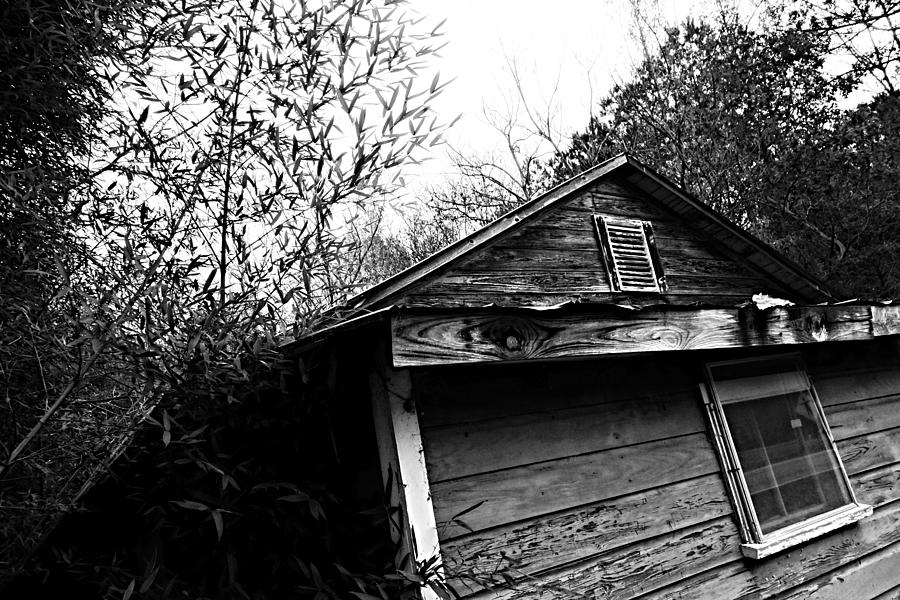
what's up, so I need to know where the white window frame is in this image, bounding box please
[700,354,872,560]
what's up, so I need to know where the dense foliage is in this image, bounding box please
[6,341,429,599]
[1,0,450,597]
[0,0,146,580]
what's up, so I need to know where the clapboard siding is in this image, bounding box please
[774,538,900,600]
[853,462,900,507]
[838,427,900,474]
[418,342,900,599]
[874,581,900,600]
[415,356,699,429]
[634,500,900,600]
[395,173,794,308]
[424,388,704,482]
[826,395,900,441]
[441,474,732,593]
[431,432,717,537]
[467,517,740,600]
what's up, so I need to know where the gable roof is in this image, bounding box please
[336,154,836,320]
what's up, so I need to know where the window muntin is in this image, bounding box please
[703,355,868,558]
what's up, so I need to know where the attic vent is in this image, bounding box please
[593,215,667,293]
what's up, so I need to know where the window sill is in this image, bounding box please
[740,503,873,560]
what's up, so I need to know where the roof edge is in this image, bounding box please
[337,153,631,313]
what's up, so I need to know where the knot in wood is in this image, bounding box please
[803,312,828,342]
[505,335,521,350]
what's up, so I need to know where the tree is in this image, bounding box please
[789,0,900,93]
[549,11,900,297]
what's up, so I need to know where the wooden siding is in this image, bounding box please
[413,340,900,599]
[397,176,795,308]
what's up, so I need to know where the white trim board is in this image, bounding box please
[370,343,443,599]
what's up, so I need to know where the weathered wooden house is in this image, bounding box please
[285,154,900,599]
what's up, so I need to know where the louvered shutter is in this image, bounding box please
[593,215,667,292]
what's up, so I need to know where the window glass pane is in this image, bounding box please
[710,359,852,534]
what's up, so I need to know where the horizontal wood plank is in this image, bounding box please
[457,247,605,273]
[414,356,699,428]
[392,306,888,367]
[462,517,740,600]
[774,538,900,600]
[400,291,754,309]
[431,433,718,536]
[839,427,900,475]
[500,222,599,251]
[873,582,900,600]
[814,368,900,407]
[423,389,705,482]
[825,394,900,441]
[456,245,765,281]
[441,473,731,587]
[805,338,900,374]
[852,462,900,507]
[637,501,900,600]
[422,270,610,295]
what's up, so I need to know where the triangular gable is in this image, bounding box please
[342,154,836,315]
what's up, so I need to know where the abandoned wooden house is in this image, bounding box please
[285,153,900,599]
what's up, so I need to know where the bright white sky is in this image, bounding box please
[399,0,713,197]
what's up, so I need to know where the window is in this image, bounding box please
[701,355,871,559]
[593,215,666,293]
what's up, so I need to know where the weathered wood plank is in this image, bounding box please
[455,245,762,281]
[415,356,699,428]
[420,270,610,295]
[540,207,704,245]
[500,222,598,251]
[591,177,661,202]
[873,306,900,336]
[497,215,731,254]
[441,473,731,587]
[500,220,732,254]
[852,462,900,508]
[839,427,900,475]
[457,247,605,273]
[460,517,740,600]
[773,538,900,600]
[664,273,774,295]
[424,389,705,482]
[814,368,900,407]
[430,433,718,536]
[873,582,900,600]
[391,306,880,367]
[637,501,900,600]
[400,291,754,309]
[659,253,769,279]
[825,394,900,441]
[805,338,900,373]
